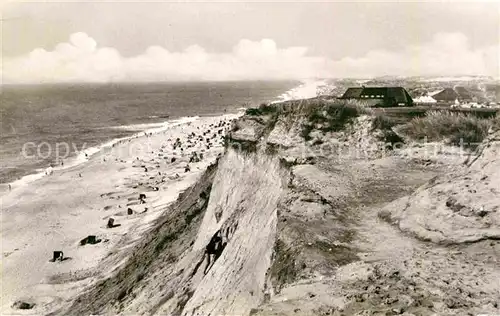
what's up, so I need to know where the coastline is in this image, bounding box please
[0,80,308,192]
[0,113,239,314]
[0,79,300,189]
[1,116,210,192]
[272,79,328,103]
[0,79,323,314]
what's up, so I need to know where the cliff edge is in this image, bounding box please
[57,100,500,316]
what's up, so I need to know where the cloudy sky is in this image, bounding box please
[1,1,499,83]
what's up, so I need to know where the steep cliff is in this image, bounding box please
[60,100,500,316]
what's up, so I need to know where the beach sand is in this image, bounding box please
[0,114,239,314]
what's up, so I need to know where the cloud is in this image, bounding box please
[3,32,328,83]
[328,32,499,78]
[3,31,499,83]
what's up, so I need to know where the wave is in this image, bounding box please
[224,81,329,117]
[270,79,330,104]
[103,117,199,132]
[7,111,249,190]
[234,80,331,114]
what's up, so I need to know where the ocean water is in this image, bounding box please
[0,81,298,184]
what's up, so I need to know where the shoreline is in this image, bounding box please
[0,113,239,314]
[0,115,220,191]
[0,79,315,190]
[0,79,324,314]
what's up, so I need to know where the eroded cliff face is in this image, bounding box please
[62,101,500,316]
[178,150,287,316]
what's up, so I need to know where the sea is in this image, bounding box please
[0,81,306,185]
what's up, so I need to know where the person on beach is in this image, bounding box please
[8,184,11,191]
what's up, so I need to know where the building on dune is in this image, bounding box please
[430,86,473,103]
[340,86,413,107]
[430,88,458,102]
[454,86,473,101]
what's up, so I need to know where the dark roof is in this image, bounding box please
[432,88,458,101]
[341,86,413,107]
[359,87,389,97]
[431,87,473,102]
[454,86,473,100]
[342,87,363,98]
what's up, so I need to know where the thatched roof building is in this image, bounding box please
[430,86,473,103]
[340,86,413,107]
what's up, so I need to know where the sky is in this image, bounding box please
[1,1,499,83]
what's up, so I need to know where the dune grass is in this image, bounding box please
[245,103,277,116]
[371,114,398,130]
[243,99,500,148]
[242,99,373,141]
[398,111,495,146]
[493,114,500,131]
[300,99,372,140]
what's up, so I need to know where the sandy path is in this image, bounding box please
[0,114,238,314]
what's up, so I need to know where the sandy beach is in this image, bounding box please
[0,113,239,314]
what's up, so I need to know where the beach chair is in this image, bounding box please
[52,251,64,262]
[107,217,121,228]
[80,235,101,246]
